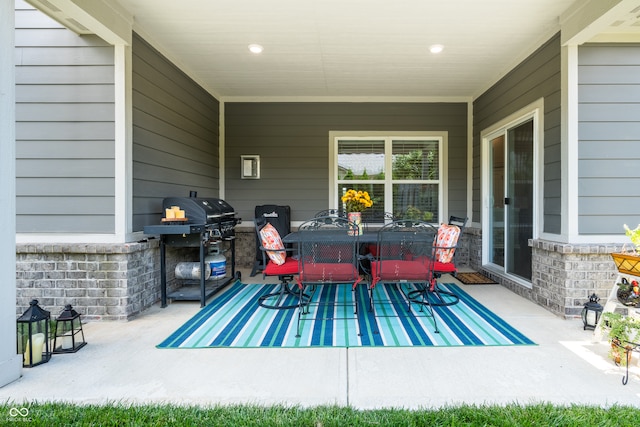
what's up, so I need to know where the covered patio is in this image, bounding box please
[3,0,640,394]
[2,269,639,407]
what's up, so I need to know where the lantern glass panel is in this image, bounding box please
[53,305,86,353]
[16,300,51,367]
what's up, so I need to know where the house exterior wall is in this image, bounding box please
[473,33,562,235]
[224,102,468,223]
[472,35,640,317]
[132,33,221,231]
[531,42,640,317]
[14,13,221,318]
[577,43,640,234]
[12,3,637,322]
[15,2,116,234]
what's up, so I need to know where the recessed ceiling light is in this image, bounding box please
[429,44,444,54]
[248,44,263,54]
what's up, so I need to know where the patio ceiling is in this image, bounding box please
[37,0,640,99]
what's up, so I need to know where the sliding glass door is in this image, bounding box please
[487,119,534,281]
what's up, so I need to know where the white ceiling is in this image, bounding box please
[113,0,640,99]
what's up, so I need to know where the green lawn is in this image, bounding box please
[1,403,639,426]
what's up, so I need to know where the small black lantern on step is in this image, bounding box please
[53,304,87,353]
[581,293,603,330]
[17,300,51,367]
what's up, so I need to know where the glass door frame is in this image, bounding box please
[480,99,543,287]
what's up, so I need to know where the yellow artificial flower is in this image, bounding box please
[341,189,373,212]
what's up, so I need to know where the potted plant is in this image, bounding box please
[611,224,640,276]
[600,311,640,366]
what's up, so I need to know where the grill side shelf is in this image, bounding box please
[144,224,206,235]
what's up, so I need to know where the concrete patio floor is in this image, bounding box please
[2,269,640,409]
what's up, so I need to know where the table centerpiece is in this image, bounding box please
[341,189,373,236]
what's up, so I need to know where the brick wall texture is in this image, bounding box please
[15,227,622,321]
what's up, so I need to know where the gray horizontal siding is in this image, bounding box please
[15,4,116,234]
[17,159,114,177]
[225,102,468,222]
[16,122,114,140]
[132,33,220,231]
[16,103,114,121]
[17,178,115,196]
[16,65,114,84]
[15,28,111,47]
[579,178,640,197]
[15,7,64,28]
[16,84,115,102]
[18,196,114,213]
[17,215,114,233]
[473,33,562,234]
[578,44,640,234]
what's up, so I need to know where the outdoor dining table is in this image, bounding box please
[282,229,377,245]
[283,225,460,308]
[281,227,427,279]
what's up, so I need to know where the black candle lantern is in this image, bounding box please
[53,304,87,353]
[581,293,603,330]
[16,300,51,367]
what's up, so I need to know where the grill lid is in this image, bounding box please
[163,196,237,225]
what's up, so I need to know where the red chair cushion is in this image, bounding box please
[433,260,457,273]
[415,255,457,274]
[371,260,429,281]
[298,263,359,283]
[263,256,298,276]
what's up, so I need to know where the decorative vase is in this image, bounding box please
[347,212,362,236]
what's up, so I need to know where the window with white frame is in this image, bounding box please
[332,135,445,223]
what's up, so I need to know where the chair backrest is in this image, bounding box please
[254,205,291,262]
[372,220,439,284]
[376,220,438,262]
[313,209,346,218]
[448,215,468,233]
[443,215,468,266]
[296,216,360,284]
[256,218,287,266]
[361,210,397,229]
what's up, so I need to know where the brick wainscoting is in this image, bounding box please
[15,228,622,321]
[16,240,195,321]
[466,226,620,318]
[530,240,621,318]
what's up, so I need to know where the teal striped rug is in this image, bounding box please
[157,281,535,348]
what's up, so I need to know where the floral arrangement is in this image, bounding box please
[341,189,373,213]
[624,224,640,252]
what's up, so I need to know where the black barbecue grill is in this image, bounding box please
[144,193,241,308]
[161,196,239,239]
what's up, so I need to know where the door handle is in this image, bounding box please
[504,197,510,205]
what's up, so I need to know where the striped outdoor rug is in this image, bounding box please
[157,281,535,348]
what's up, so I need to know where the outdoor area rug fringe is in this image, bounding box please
[157,282,535,348]
[456,272,498,285]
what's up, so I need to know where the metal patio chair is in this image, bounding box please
[369,219,441,333]
[255,216,307,310]
[251,205,291,277]
[431,215,467,279]
[295,215,362,337]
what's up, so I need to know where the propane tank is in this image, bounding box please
[206,242,226,280]
[175,262,211,280]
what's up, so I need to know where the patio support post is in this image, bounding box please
[0,0,23,386]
